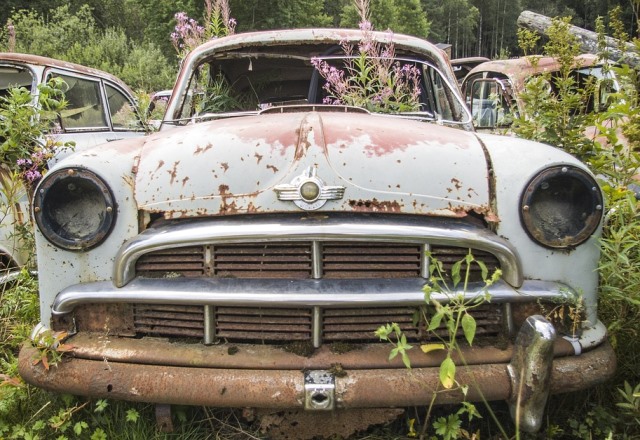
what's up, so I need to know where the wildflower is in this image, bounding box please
[24,169,42,183]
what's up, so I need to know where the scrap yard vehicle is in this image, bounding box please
[460,54,617,130]
[18,29,615,437]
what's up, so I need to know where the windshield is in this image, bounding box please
[167,52,469,126]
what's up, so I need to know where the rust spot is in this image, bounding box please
[449,204,500,223]
[218,184,230,196]
[451,178,462,190]
[254,153,263,164]
[182,177,190,187]
[155,160,165,172]
[221,162,229,172]
[449,205,470,218]
[167,161,179,185]
[194,143,213,155]
[464,203,500,223]
[349,199,402,212]
[219,200,239,214]
[266,165,279,173]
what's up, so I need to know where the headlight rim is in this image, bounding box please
[33,167,117,251]
[520,165,603,249]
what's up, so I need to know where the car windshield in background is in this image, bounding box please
[169,53,467,125]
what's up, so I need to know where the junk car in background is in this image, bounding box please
[460,54,617,130]
[18,29,614,437]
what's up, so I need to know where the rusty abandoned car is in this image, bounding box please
[18,29,615,435]
[460,54,617,130]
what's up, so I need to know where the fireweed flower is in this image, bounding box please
[24,169,42,183]
[312,20,421,113]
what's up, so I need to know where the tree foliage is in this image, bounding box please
[230,0,333,31]
[341,0,430,37]
[0,5,176,91]
[2,0,640,64]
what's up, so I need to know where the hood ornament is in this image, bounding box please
[274,167,345,211]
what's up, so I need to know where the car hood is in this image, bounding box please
[134,111,494,220]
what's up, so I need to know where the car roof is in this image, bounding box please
[0,52,135,93]
[464,54,601,87]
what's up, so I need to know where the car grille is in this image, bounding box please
[132,303,505,343]
[131,240,503,344]
[135,241,499,280]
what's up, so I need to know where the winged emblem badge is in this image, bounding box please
[274,166,345,211]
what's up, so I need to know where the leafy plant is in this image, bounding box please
[513,17,598,161]
[30,330,74,371]
[377,250,500,439]
[419,251,501,390]
[0,77,70,188]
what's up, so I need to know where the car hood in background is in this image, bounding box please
[134,111,494,220]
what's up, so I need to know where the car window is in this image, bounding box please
[0,65,33,98]
[464,73,516,129]
[174,53,466,125]
[52,73,108,130]
[105,84,143,131]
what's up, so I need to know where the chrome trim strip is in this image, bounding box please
[52,278,572,316]
[311,241,322,279]
[312,306,322,348]
[420,243,430,279]
[114,215,522,288]
[204,305,215,345]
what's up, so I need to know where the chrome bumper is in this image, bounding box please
[52,278,574,316]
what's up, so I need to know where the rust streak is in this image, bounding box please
[168,162,179,185]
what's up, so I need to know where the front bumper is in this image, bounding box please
[19,317,615,432]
